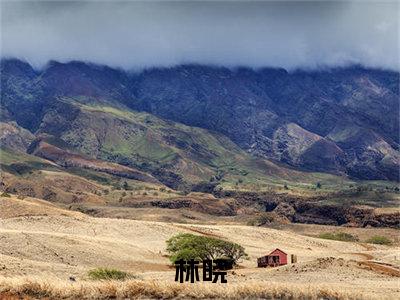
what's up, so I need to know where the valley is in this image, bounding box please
[0,58,399,299]
[1,0,399,298]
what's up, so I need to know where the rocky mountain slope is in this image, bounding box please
[1,58,399,182]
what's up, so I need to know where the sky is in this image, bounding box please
[1,0,399,71]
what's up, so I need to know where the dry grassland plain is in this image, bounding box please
[0,195,399,299]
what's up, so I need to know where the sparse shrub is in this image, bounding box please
[318,232,358,242]
[1,192,11,197]
[159,187,166,192]
[316,182,322,189]
[142,192,148,196]
[153,192,158,196]
[284,184,289,190]
[366,235,392,245]
[215,186,223,192]
[121,191,127,197]
[88,268,129,281]
[122,181,129,190]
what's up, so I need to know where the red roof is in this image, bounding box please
[268,248,287,256]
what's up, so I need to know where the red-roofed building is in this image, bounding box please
[257,248,288,267]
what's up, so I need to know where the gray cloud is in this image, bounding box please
[1,1,399,71]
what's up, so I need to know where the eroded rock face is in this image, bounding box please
[269,200,399,228]
[366,212,400,228]
[120,196,238,216]
[274,202,296,221]
[228,191,400,228]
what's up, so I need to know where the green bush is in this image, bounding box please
[365,235,392,245]
[88,268,129,280]
[318,232,358,242]
[166,233,248,265]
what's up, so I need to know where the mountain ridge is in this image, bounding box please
[1,58,399,181]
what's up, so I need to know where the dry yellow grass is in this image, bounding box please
[0,196,85,219]
[1,195,399,299]
[0,276,380,300]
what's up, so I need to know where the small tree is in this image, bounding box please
[166,233,248,266]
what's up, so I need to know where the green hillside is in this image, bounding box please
[38,99,359,192]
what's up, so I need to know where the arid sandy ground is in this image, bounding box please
[0,195,399,299]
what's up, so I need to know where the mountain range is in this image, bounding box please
[1,58,399,190]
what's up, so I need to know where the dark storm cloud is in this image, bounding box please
[1,1,399,70]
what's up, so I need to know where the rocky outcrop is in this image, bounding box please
[219,190,399,228]
[270,200,399,228]
[273,202,296,221]
[121,195,237,216]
